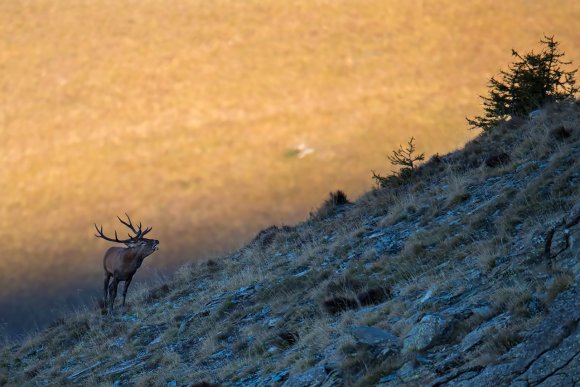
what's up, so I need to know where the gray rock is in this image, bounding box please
[120,315,138,322]
[460,313,511,353]
[449,286,580,386]
[232,284,259,303]
[282,366,327,387]
[528,109,542,119]
[403,314,447,353]
[271,370,290,383]
[67,361,103,382]
[100,351,149,377]
[378,373,398,385]
[441,303,473,321]
[515,327,579,385]
[351,326,399,348]
[472,305,492,317]
[352,325,400,358]
[394,361,435,384]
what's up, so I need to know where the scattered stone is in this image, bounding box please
[378,373,398,384]
[148,335,162,346]
[110,337,125,349]
[271,370,290,383]
[294,268,310,277]
[120,315,138,322]
[231,285,259,303]
[420,289,433,303]
[210,349,233,361]
[374,234,403,255]
[415,354,432,365]
[100,352,149,377]
[366,231,385,239]
[67,361,103,382]
[179,313,198,334]
[266,317,280,327]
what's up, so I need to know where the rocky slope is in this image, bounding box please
[1,101,579,386]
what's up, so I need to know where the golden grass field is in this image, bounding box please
[0,0,579,336]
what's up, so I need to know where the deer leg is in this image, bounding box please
[103,274,111,306]
[122,276,133,307]
[108,278,119,314]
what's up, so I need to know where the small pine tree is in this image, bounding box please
[467,35,578,132]
[386,136,425,171]
[372,137,425,187]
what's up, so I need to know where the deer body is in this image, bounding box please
[96,214,159,314]
[104,246,148,280]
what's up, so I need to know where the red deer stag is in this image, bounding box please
[95,214,159,314]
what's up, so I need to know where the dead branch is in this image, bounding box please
[544,208,580,266]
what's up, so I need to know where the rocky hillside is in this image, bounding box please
[1,101,579,386]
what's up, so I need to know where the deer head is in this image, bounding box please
[95,213,159,253]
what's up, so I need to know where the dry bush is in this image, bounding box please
[323,296,359,315]
[311,190,351,220]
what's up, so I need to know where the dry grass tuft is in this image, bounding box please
[547,271,574,303]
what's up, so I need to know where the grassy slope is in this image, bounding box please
[2,100,578,385]
[1,1,580,337]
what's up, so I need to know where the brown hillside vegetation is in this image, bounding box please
[1,0,580,338]
[2,100,579,385]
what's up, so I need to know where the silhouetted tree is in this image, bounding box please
[468,36,578,131]
[372,137,424,187]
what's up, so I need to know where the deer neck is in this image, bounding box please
[126,246,147,267]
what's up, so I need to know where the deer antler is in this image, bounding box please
[95,214,152,244]
[94,224,134,244]
[117,213,152,239]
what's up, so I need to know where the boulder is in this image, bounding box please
[351,326,399,348]
[403,314,447,353]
